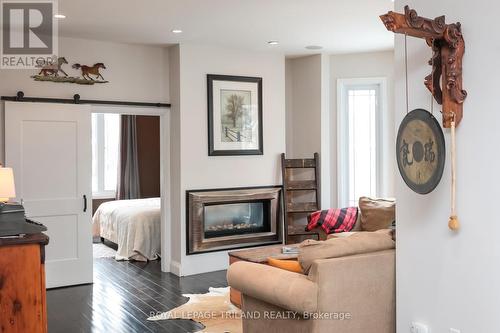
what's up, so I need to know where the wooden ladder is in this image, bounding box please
[281,153,321,244]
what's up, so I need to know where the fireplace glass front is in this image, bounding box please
[203,201,270,238]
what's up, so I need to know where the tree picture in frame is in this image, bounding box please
[207,74,263,156]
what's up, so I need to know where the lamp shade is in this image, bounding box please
[0,168,16,202]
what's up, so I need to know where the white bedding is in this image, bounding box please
[92,198,161,261]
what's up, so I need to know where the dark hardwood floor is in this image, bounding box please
[47,258,228,333]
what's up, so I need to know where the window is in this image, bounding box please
[337,78,386,207]
[92,113,120,198]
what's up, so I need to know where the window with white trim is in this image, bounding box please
[338,79,385,207]
[92,113,120,198]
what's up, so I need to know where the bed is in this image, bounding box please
[92,198,161,261]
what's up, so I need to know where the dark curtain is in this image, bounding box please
[116,115,141,200]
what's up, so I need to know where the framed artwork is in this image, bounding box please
[207,74,263,156]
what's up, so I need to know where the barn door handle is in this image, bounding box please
[83,195,87,212]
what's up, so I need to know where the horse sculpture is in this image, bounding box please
[72,63,106,81]
[38,57,69,77]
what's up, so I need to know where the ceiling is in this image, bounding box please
[58,0,394,56]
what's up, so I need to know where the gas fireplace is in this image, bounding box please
[186,186,282,254]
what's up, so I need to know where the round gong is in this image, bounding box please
[396,109,445,194]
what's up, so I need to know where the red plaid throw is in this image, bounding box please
[305,207,358,234]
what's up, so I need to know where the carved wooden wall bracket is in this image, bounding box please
[380,6,467,128]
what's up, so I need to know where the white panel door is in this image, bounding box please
[5,101,93,288]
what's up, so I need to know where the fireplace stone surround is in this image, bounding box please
[186,186,283,255]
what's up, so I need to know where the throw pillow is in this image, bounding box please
[267,257,304,274]
[305,207,358,234]
[358,197,396,231]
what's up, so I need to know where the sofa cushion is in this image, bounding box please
[358,197,395,231]
[327,229,396,241]
[326,231,359,239]
[351,212,362,231]
[298,230,395,274]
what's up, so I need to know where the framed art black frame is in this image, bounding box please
[207,74,263,156]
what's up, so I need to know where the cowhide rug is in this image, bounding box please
[148,287,242,333]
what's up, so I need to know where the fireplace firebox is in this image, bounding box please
[187,186,282,254]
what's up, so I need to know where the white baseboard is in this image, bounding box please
[160,258,171,273]
[169,260,182,276]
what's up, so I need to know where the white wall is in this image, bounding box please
[330,51,395,205]
[285,55,322,157]
[0,36,169,101]
[285,59,294,155]
[167,44,182,274]
[0,36,170,161]
[169,44,286,276]
[395,1,500,332]
[285,54,331,208]
[320,54,331,208]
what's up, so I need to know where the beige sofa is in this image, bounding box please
[227,232,395,333]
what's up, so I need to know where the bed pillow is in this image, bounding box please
[358,197,396,231]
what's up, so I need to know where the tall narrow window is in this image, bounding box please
[92,113,120,198]
[338,79,385,207]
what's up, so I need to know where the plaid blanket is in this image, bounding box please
[305,207,358,234]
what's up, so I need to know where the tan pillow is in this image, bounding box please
[351,212,362,231]
[298,231,395,274]
[358,197,395,231]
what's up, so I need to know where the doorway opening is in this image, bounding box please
[90,105,170,270]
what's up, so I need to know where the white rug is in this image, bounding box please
[148,287,242,333]
[93,243,117,258]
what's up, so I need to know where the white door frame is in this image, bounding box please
[90,105,171,272]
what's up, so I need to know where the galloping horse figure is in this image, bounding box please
[38,57,69,77]
[72,63,107,81]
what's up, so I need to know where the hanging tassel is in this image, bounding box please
[448,114,459,231]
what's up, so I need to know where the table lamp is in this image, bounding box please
[0,167,16,208]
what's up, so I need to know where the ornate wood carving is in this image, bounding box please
[380,6,467,128]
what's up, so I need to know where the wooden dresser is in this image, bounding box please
[0,233,49,333]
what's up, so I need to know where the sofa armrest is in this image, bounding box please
[307,250,396,332]
[227,261,318,314]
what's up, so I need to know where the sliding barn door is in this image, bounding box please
[5,101,93,288]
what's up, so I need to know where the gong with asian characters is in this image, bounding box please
[396,109,445,194]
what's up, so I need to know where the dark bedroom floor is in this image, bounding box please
[47,258,228,333]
